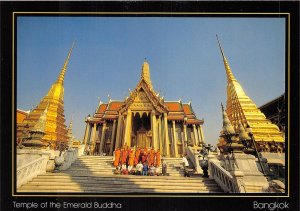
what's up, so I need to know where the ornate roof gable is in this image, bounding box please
[119,61,168,114]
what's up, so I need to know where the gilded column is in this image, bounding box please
[90,123,97,155]
[199,125,205,143]
[172,120,178,158]
[109,119,117,155]
[83,123,91,147]
[158,116,163,151]
[99,121,107,153]
[151,110,158,150]
[183,124,188,147]
[163,113,170,156]
[193,124,198,146]
[196,125,200,144]
[115,113,122,149]
[182,124,186,154]
[124,109,132,147]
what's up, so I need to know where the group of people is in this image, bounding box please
[113,146,167,176]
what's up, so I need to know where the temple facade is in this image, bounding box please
[83,61,205,157]
[217,37,284,152]
[17,43,74,149]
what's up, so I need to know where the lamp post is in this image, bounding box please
[245,124,266,175]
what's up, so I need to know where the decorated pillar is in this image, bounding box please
[151,110,158,150]
[182,124,187,154]
[115,113,123,149]
[99,121,107,153]
[158,116,163,151]
[183,124,188,147]
[109,119,117,155]
[83,123,91,147]
[196,125,202,145]
[172,120,178,157]
[90,123,97,155]
[124,109,132,147]
[193,124,198,146]
[163,113,170,156]
[199,125,205,143]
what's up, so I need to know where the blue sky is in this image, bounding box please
[17,17,285,145]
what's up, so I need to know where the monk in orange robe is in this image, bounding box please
[120,148,128,165]
[141,147,148,163]
[134,148,141,166]
[155,149,161,167]
[113,148,121,167]
[148,148,155,166]
[128,149,135,166]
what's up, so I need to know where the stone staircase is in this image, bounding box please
[163,157,189,176]
[18,156,223,193]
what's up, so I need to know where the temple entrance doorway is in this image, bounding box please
[132,112,152,148]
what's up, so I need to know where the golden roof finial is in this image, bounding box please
[216,35,236,83]
[141,59,152,88]
[69,114,74,128]
[57,41,75,84]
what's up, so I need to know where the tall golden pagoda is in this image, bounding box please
[217,36,284,152]
[18,43,74,149]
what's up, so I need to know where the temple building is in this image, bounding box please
[83,61,205,157]
[217,37,284,152]
[17,43,74,149]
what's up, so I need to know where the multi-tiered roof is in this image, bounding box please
[89,61,203,125]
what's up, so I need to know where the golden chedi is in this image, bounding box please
[17,43,74,149]
[217,36,284,153]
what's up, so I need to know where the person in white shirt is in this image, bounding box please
[128,165,133,172]
[149,164,155,176]
[136,161,143,175]
[182,155,190,177]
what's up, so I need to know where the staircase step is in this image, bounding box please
[19,188,223,193]
[18,156,223,193]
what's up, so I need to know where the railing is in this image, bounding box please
[17,156,48,188]
[59,148,79,170]
[186,146,202,173]
[209,160,245,193]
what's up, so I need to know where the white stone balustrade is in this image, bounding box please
[186,146,202,174]
[17,156,48,188]
[208,159,243,193]
[59,148,80,170]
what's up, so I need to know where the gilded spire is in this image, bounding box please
[216,35,236,83]
[19,43,75,149]
[141,59,153,88]
[67,116,74,141]
[68,116,73,130]
[57,42,75,84]
[217,37,284,145]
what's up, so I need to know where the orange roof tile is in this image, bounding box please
[97,104,108,113]
[183,104,193,115]
[108,101,124,111]
[164,102,182,112]
[168,115,185,120]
